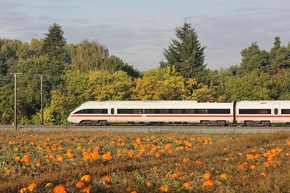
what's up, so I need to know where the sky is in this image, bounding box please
[1,0,290,71]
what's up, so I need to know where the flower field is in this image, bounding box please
[0,130,289,193]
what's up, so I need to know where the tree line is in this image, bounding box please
[1,22,290,125]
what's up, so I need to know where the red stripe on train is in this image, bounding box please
[71,114,233,118]
[236,115,290,118]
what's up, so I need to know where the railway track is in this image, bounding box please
[0,125,290,133]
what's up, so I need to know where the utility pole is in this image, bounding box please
[11,73,22,130]
[40,74,44,125]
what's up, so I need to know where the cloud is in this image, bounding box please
[1,0,290,71]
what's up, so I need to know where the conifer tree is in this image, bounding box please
[160,21,208,83]
[42,23,66,62]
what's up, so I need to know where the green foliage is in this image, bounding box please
[183,79,216,101]
[41,23,66,62]
[0,85,14,124]
[46,70,133,124]
[69,39,105,72]
[88,70,132,100]
[160,21,208,83]
[2,22,290,125]
[239,42,269,74]
[131,67,185,100]
[224,70,274,100]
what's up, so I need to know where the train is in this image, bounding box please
[67,100,290,126]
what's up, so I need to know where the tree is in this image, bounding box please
[69,39,105,72]
[239,42,269,75]
[160,21,208,83]
[68,40,140,78]
[42,23,66,62]
[131,67,186,100]
[107,56,141,79]
[224,70,273,100]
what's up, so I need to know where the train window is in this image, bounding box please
[111,108,115,114]
[145,109,156,114]
[184,109,195,114]
[282,109,290,114]
[159,109,170,114]
[196,109,207,114]
[207,109,231,114]
[143,108,231,114]
[118,109,143,114]
[74,109,108,114]
[74,110,85,114]
[274,108,278,115]
[239,109,271,114]
[171,109,183,114]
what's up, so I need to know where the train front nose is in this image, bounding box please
[67,113,74,123]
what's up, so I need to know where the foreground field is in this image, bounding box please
[0,130,289,193]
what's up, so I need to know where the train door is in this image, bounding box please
[272,103,280,123]
[109,104,117,123]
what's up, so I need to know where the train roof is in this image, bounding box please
[77,100,233,109]
[80,100,235,105]
[237,100,290,104]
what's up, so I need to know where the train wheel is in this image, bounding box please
[261,121,271,126]
[79,121,87,126]
[245,121,253,126]
[99,120,107,126]
[201,120,209,126]
[217,120,226,126]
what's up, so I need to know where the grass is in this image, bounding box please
[0,130,289,193]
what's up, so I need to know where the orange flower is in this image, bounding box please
[183,182,192,188]
[171,172,181,179]
[202,180,214,189]
[242,175,248,180]
[146,181,152,187]
[260,172,268,177]
[80,175,91,182]
[127,150,135,158]
[220,173,228,179]
[65,149,74,158]
[27,183,37,192]
[102,152,112,161]
[160,184,170,192]
[103,175,112,183]
[263,161,270,167]
[45,183,53,188]
[19,187,27,193]
[246,154,255,160]
[35,161,41,167]
[91,151,99,160]
[250,165,256,169]
[82,187,92,193]
[14,155,21,161]
[83,153,92,162]
[195,160,203,165]
[53,185,67,193]
[56,155,65,161]
[190,172,195,176]
[274,161,282,167]
[76,181,85,189]
[202,172,212,180]
[21,155,30,163]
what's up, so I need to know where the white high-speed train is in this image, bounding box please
[67,100,290,126]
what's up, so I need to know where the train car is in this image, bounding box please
[235,100,290,126]
[67,101,234,126]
